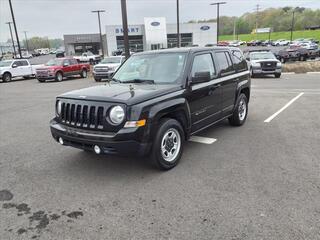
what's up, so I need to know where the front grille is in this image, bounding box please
[94,67,109,72]
[36,70,48,77]
[57,99,125,132]
[261,62,277,71]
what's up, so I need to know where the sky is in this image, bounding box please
[0,0,319,42]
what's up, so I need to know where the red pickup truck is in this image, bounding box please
[36,57,90,82]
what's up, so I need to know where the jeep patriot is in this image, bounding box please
[50,47,251,170]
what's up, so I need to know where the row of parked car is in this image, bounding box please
[224,38,319,47]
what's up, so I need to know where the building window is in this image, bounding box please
[167,33,193,48]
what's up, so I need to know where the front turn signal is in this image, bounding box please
[124,119,146,128]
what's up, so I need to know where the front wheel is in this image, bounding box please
[275,73,281,78]
[229,93,248,126]
[80,69,87,78]
[151,119,185,170]
[2,72,12,82]
[94,77,101,82]
[55,72,63,82]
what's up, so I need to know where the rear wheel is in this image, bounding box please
[2,72,11,82]
[151,119,185,170]
[55,72,63,82]
[229,93,248,126]
[80,69,87,78]
[38,79,45,83]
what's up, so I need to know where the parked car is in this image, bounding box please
[246,50,282,78]
[93,56,125,82]
[273,49,290,63]
[228,40,241,47]
[74,51,101,64]
[55,50,65,58]
[0,59,40,82]
[36,57,90,82]
[274,39,290,46]
[50,47,251,170]
[261,40,274,46]
[247,40,262,46]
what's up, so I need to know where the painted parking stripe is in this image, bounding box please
[264,92,304,123]
[189,136,217,144]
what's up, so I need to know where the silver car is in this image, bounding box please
[246,51,282,78]
[93,56,125,82]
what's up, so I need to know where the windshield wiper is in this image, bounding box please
[123,79,155,84]
[110,78,122,83]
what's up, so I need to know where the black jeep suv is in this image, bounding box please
[50,47,250,170]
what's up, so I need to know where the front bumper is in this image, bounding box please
[93,71,115,79]
[36,72,55,80]
[50,119,151,156]
[252,67,282,75]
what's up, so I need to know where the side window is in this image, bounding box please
[191,53,216,79]
[231,50,247,72]
[12,61,20,67]
[21,60,29,66]
[70,59,78,65]
[63,59,70,66]
[216,51,234,75]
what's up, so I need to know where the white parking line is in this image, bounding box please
[306,72,320,74]
[189,136,217,144]
[264,92,304,123]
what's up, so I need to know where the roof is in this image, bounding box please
[133,46,240,55]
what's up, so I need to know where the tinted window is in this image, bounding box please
[191,53,216,79]
[20,60,29,66]
[70,59,78,65]
[13,61,23,66]
[63,59,71,66]
[231,50,247,72]
[216,51,234,75]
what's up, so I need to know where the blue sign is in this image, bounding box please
[151,22,160,27]
[200,26,210,31]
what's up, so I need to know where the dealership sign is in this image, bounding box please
[115,27,140,34]
[200,26,210,31]
[151,21,161,26]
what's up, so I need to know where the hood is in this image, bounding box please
[58,83,182,106]
[251,59,279,64]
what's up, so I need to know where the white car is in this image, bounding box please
[228,41,241,47]
[274,39,290,46]
[93,56,125,81]
[74,51,101,64]
[0,59,42,82]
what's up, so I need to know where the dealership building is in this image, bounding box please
[64,17,217,56]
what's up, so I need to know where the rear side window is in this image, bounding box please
[231,50,247,72]
[191,53,216,79]
[21,60,29,66]
[216,51,234,75]
[70,59,78,65]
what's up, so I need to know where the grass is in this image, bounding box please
[219,30,320,42]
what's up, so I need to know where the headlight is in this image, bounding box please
[251,62,260,67]
[277,62,282,67]
[56,100,62,116]
[109,105,125,124]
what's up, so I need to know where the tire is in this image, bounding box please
[23,76,30,80]
[89,59,94,65]
[275,73,281,78]
[80,69,87,78]
[228,93,248,126]
[280,58,286,63]
[2,72,12,82]
[55,72,63,82]
[250,68,255,78]
[94,77,101,82]
[38,79,45,83]
[151,118,185,170]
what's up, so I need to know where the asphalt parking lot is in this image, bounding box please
[0,74,320,240]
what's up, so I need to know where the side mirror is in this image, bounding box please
[12,64,18,68]
[191,71,211,84]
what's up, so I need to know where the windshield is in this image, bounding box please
[0,61,12,67]
[112,53,187,84]
[250,52,276,60]
[46,59,63,66]
[101,57,121,64]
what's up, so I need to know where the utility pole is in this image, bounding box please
[121,0,130,59]
[176,0,180,48]
[255,4,261,40]
[290,10,295,42]
[5,22,16,56]
[210,2,226,44]
[23,31,29,52]
[233,17,236,40]
[8,0,22,58]
[92,10,106,57]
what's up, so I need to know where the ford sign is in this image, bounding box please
[200,26,210,31]
[151,22,160,27]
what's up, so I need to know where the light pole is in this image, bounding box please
[176,0,180,48]
[210,2,226,44]
[121,0,130,59]
[290,9,295,42]
[92,10,106,58]
[8,0,22,58]
[23,31,29,52]
[5,22,16,56]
